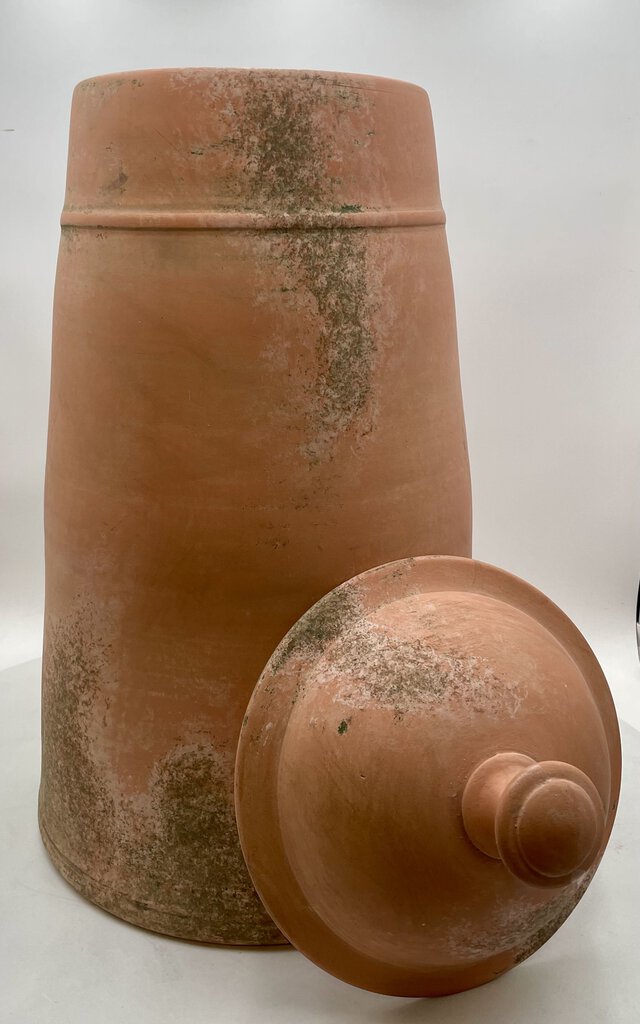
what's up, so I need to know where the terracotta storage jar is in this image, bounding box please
[39,68,471,944]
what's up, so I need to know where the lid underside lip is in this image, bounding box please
[234,555,621,997]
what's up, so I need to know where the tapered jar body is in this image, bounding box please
[39,68,471,943]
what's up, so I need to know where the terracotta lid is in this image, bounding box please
[235,556,621,997]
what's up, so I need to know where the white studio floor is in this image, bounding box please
[1,657,638,1024]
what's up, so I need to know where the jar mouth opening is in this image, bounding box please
[74,66,427,98]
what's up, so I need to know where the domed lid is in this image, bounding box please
[235,556,620,997]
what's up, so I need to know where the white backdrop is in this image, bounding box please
[1,0,639,725]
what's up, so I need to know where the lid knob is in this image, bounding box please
[462,752,606,887]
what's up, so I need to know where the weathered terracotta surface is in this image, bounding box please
[235,555,621,993]
[39,69,471,943]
